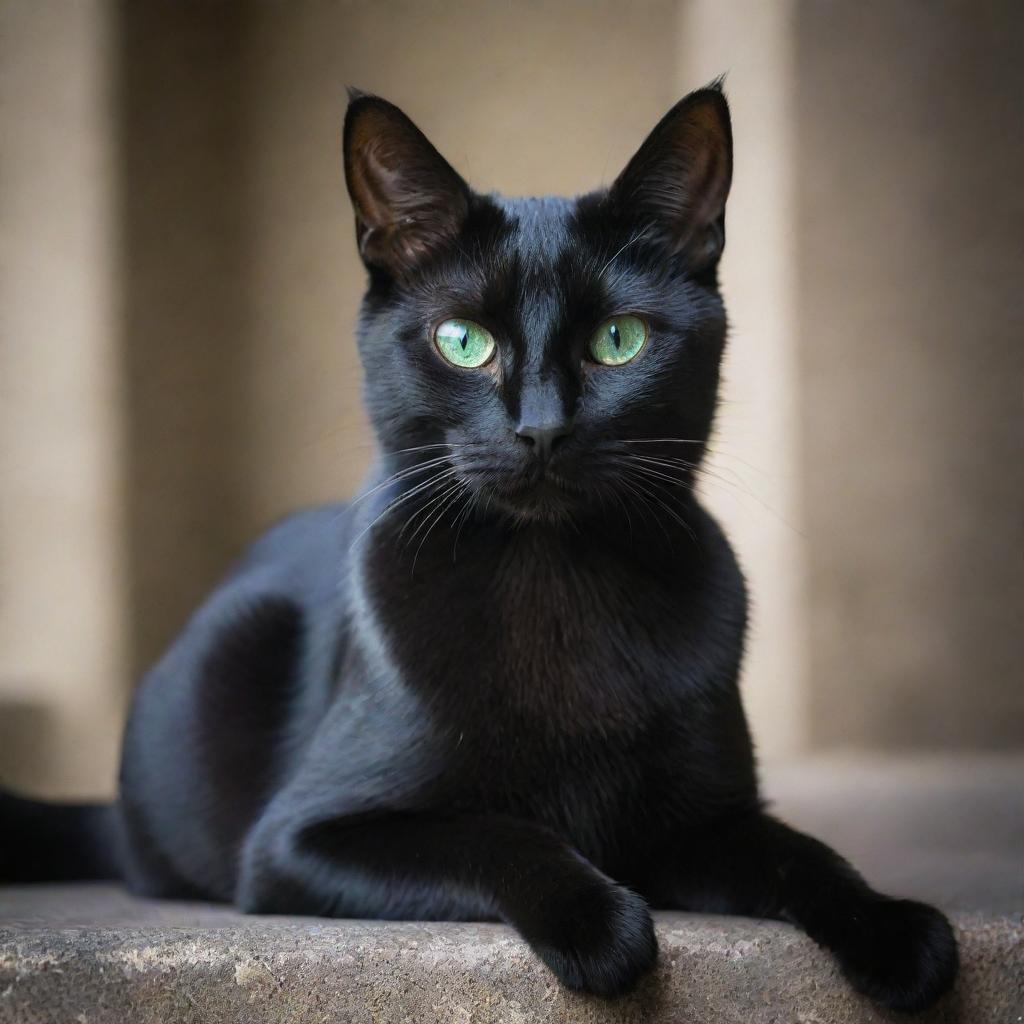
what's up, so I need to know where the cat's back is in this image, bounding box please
[119,500,356,898]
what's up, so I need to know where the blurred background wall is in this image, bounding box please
[1,0,1020,798]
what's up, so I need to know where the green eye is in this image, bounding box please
[435,319,496,368]
[588,315,647,366]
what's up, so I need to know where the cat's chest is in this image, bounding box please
[368,527,701,736]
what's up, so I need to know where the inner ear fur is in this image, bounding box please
[344,92,470,276]
[611,83,733,272]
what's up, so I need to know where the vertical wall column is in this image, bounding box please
[796,1,1024,750]
[0,0,126,795]
[677,0,807,757]
[118,3,252,679]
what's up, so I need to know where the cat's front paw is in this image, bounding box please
[832,897,958,1012]
[523,878,658,997]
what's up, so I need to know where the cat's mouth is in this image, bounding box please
[501,473,577,500]
[459,465,584,520]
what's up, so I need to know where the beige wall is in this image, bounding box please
[119,2,253,680]
[0,0,126,796]
[796,0,1024,750]
[1,1,1020,797]
[680,0,806,756]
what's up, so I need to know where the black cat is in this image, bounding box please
[1,84,957,1012]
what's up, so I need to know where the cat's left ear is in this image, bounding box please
[610,82,732,273]
[344,91,471,276]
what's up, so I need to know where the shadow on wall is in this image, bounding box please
[0,701,58,785]
[119,3,255,680]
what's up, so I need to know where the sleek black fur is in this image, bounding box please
[2,86,957,1012]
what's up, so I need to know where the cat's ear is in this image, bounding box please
[343,91,470,276]
[610,82,732,273]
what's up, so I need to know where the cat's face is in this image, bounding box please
[345,87,732,522]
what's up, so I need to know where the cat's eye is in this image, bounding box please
[588,315,647,366]
[434,319,496,368]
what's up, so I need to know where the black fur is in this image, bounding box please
[2,85,957,1012]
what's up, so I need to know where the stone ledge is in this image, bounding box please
[1,755,1021,1022]
[0,892,1020,1024]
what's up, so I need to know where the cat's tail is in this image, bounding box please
[0,788,122,882]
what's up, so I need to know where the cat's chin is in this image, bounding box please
[473,474,587,525]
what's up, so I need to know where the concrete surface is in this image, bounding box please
[1,756,1022,1022]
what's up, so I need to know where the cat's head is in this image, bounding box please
[344,85,732,523]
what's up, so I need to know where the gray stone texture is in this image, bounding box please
[2,756,1021,1022]
[0,894,1019,1024]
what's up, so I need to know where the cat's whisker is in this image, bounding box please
[348,467,460,552]
[388,442,474,456]
[411,480,468,574]
[608,486,636,543]
[622,453,696,472]
[626,466,687,492]
[346,467,451,529]
[618,438,707,446]
[621,455,760,507]
[346,454,455,512]
[616,473,674,549]
[692,465,806,536]
[326,445,485,535]
[619,456,690,488]
[694,463,761,500]
[631,445,783,508]
[320,442,473,483]
[620,449,784,524]
[400,476,464,548]
[364,468,456,540]
[617,437,757,475]
[599,226,652,278]
[695,457,770,494]
[619,466,699,547]
[349,477,441,553]
[450,488,479,564]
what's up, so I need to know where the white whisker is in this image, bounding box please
[411,481,468,575]
[348,467,459,552]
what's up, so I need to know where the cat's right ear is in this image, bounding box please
[609,82,733,274]
[344,91,470,277]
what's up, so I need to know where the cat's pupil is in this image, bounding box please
[610,323,621,349]
[459,328,469,350]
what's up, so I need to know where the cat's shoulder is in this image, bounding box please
[686,500,748,605]
[231,502,353,577]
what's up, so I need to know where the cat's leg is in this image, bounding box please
[648,811,957,1013]
[237,811,657,997]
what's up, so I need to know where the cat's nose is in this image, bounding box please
[515,421,572,461]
